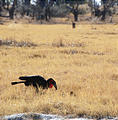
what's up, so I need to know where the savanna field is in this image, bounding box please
[0,23,118,117]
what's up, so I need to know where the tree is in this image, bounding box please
[101,0,116,20]
[24,0,31,5]
[9,0,17,19]
[0,1,2,16]
[2,0,5,8]
[70,0,86,21]
[88,0,116,21]
[72,5,79,21]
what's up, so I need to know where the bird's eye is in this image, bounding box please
[49,80,53,83]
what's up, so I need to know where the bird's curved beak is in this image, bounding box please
[53,83,57,90]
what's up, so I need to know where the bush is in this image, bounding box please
[0,39,37,47]
[50,4,70,17]
[78,4,89,15]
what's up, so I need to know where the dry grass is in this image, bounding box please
[0,23,118,117]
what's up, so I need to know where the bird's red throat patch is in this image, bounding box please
[49,80,53,88]
[49,84,53,88]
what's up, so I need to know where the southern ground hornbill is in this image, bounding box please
[11,75,57,92]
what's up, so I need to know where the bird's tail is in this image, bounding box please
[19,76,30,80]
[11,81,25,85]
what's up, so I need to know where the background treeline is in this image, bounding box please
[0,0,118,22]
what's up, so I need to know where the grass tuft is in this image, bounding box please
[0,38,37,47]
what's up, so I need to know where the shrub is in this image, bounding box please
[0,39,37,47]
[50,4,70,17]
[78,4,89,15]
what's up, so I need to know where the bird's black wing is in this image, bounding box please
[19,75,46,82]
[19,75,48,89]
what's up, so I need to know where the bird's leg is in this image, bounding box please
[35,84,39,93]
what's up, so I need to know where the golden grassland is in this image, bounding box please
[0,23,118,117]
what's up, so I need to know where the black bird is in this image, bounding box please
[11,75,57,92]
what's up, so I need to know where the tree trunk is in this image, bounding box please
[72,5,79,22]
[6,0,10,10]
[101,4,106,21]
[9,6,15,19]
[2,0,5,8]
[9,0,17,19]
[45,5,51,21]
[0,6,2,16]
[73,10,78,21]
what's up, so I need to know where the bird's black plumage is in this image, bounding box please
[11,75,57,92]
